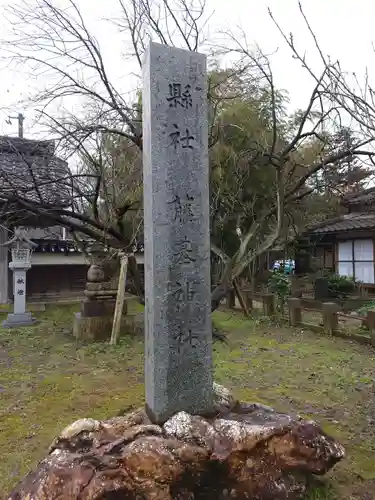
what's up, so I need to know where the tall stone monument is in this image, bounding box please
[142,42,212,423]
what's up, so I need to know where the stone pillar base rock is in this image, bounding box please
[8,383,345,500]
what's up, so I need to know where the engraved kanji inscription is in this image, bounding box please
[168,193,195,223]
[173,236,196,264]
[167,280,196,311]
[16,278,24,284]
[172,326,198,353]
[17,289,24,296]
[167,83,192,108]
[169,124,195,150]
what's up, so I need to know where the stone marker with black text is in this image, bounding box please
[142,42,213,423]
[2,228,37,328]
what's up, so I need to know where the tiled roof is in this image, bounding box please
[27,226,64,239]
[343,187,375,206]
[310,213,375,234]
[0,136,72,207]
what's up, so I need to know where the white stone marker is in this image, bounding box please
[142,42,213,423]
[2,228,37,328]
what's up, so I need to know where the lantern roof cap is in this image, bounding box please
[3,227,38,249]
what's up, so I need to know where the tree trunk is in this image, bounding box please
[210,259,233,312]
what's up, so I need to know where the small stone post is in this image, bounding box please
[2,228,37,328]
[322,302,339,335]
[263,293,275,317]
[366,310,375,346]
[288,298,302,327]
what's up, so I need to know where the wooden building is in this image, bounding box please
[20,227,88,301]
[0,136,145,303]
[0,136,88,303]
[306,188,375,286]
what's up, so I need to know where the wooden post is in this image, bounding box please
[322,302,339,335]
[233,279,249,317]
[288,298,302,327]
[263,293,275,317]
[110,254,128,345]
[366,310,375,346]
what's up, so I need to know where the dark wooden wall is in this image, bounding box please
[26,265,88,300]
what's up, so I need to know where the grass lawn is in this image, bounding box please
[0,302,374,499]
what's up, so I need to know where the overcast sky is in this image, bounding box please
[0,0,373,138]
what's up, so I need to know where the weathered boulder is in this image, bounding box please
[8,385,344,500]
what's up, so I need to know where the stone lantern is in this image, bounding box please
[2,227,38,328]
[73,242,129,341]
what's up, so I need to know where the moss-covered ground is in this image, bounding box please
[0,302,374,499]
